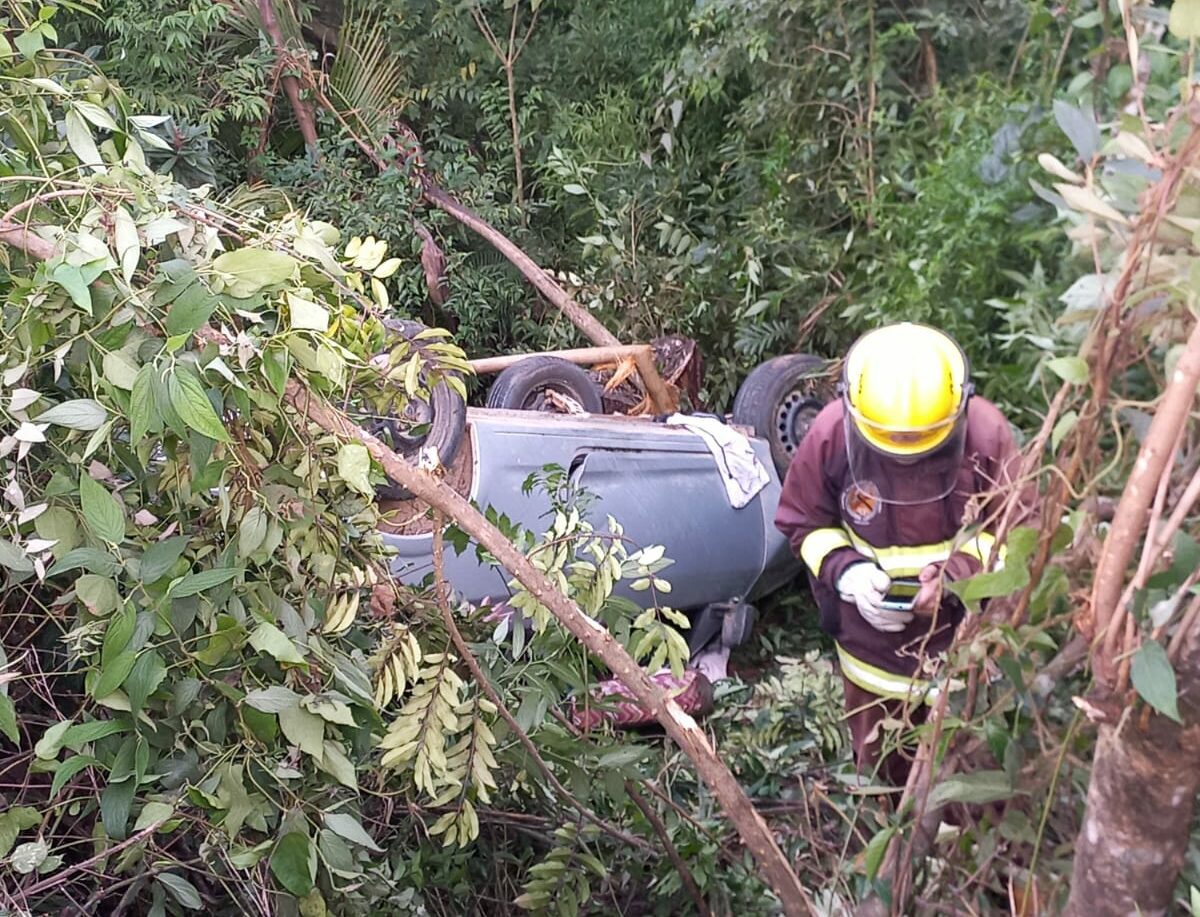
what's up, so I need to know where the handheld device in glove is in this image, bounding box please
[836,563,913,633]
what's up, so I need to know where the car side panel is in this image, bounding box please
[382,409,798,609]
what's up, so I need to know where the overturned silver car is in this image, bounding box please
[373,337,833,677]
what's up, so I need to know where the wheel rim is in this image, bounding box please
[372,397,434,458]
[775,390,823,457]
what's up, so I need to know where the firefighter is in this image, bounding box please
[774,323,1022,785]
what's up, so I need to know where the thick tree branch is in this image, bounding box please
[420,181,619,347]
[282,379,811,915]
[0,222,57,261]
[259,0,321,162]
[1092,317,1200,683]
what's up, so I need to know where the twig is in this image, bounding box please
[627,782,712,917]
[18,820,166,899]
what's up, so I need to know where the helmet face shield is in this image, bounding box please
[844,408,969,504]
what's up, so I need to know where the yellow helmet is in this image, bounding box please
[842,323,969,457]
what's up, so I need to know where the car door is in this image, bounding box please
[569,446,765,610]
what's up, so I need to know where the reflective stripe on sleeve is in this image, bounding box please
[845,529,1000,577]
[799,527,854,576]
[836,644,933,704]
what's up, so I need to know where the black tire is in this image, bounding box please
[731,353,833,476]
[485,356,604,414]
[369,320,467,502]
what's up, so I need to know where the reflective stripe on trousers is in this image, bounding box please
[836,644,934,705]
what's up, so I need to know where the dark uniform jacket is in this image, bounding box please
[774,397,1021,682]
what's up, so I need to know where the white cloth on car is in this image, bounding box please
[665,413,770,509]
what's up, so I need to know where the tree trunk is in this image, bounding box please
[1065,630,1200,917]
[259,0,321,162]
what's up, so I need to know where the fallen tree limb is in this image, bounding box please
[419,181,619,348]
[283,379,813,915]
[291,50,619,348]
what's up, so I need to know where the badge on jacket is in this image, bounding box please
[842,481,881,523]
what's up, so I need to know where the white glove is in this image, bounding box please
[836,563,911,633]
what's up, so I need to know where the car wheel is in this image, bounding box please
[369,320,467,502]
[485,356,605,414]
[731,353,832,476]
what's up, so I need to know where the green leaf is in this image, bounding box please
[47,548,118,578]
[33,508,77,560]
[35,719,74,760]
[134,801,175,833]
[103,351,139,390]
[249,622,305,665]
[113,205,140,284]
[156,872,201,909]
[164,284,218,336]
[102,603,136,666]
[270,832,315,896]
[928,770,1015,808]
[1052,99,1100,161]
[13,27,44,59]
[169,566,241,597]
[261,346,290,396]
[244,686,301,713]
[323,812,382,852]
[316,740,356,790]
[129,364,158,445]
[79,474,125,544]
[101,777,136,840]
[278,706,325,760]
[76,574,120,615]
[139,536,190,584]
[37,399,108,430]
[287,292,330,331]
[336,443,372,496]
[238,507,268,558]
[63,719,127,749]
[65,108,104,169]
[50,755,100,799]
[213,248,298,298]
[93,650,136,699]
[0,539,32,573]
[1170,0,1200,39]
[301,695,356,727]
[11,839,48,874]
[47,261,92,313]
[952,563,1029,604]
[0,695,16,744]
[1051,410,1078,453]
[0,807,40,859]
[168,371,230,442]
[125,651,167,712]
[1131,640,1182,723]
[1046,355,1089,385]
